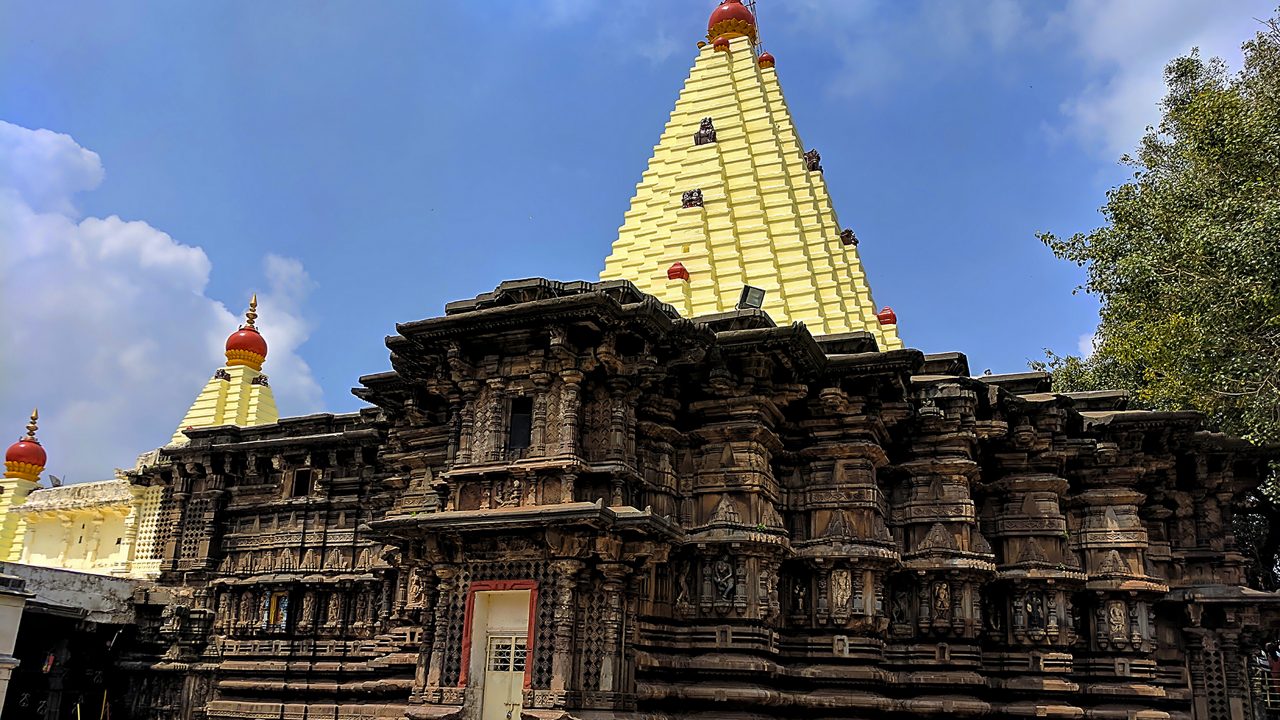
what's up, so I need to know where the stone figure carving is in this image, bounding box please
[932,582,950,620]
[830,569,852,612]
[1026,591,1045,630]
[840,228,858,247]
[1107,601,1127,637]
[300,591,316,628]
[985,596,1003,631]
[675,562,691,606]
[891,590,911,625]
[327,592,344,626]
[793,582,808,614]
[682,189,704,209]
[804,148,822,171]
[238,592,254,625]
[713,557,735,602]
[408,568,424,606]
[694,117,717,145]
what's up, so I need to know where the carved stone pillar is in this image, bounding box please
[446,404,461,464]
[550,560,583,697]
[487,379,505,463]
[599,564,629,693]
[561,471,578,504]
[559,370,583,457]
[458,387,478,465]
[531,372,551,455]
[425,566,458,691]
[607,379,629,460]
[413,570,440,700]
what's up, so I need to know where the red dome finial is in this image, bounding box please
[708,0,756,43]
[5,408,46,482]
[712,35,731,52]
[877,307,898,326]
[225,294,268,371]
[758,51,775,68]
[667,262,691,281]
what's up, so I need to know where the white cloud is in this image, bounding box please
[0,120,323,483]
[1077,330,1097,359]
[1051,0,1273,157]
[775,0,1031,97]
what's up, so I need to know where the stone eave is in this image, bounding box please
[919,352,971,377]
[1080,410,1203,431]
[365,501,683,542]
[401,286,684,343]
[172,414,377,452]
[978,371,1052,395]
[829,348,924,377]
[713,323,827,378]
[18,478,138,512]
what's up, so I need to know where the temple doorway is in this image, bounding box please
[466,589,532,720]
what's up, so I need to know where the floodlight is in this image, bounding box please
[737,285,766,310]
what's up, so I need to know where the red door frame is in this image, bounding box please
[458,579,539,689]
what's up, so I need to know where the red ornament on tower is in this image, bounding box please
[225,294,269,371]
[5,408,46,482]
[707,0,757,43]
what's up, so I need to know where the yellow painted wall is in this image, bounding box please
[0,479,37,561]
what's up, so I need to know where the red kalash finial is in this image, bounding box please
[667,262,691,281]
[877,307,898,326]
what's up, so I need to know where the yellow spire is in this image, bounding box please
[601,27,902,350]
[24,408,37,442]
[169,295,277,445]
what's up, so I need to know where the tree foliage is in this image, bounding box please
[1036,14,1280,586]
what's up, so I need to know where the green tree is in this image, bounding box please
[1036,14,1280,587]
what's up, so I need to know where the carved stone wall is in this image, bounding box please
[117,280,1279,720]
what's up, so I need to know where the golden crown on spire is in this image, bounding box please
[24,408,38,441]
[244,293,258,329]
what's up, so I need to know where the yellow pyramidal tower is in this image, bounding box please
[171,294,279,444]
[0,409,45,561]
[602,1,901,349]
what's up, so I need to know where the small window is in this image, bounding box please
[262,591,289,631]
[487,635,527,672]
[291,469,314,497]
[508,397,533,451]
[115,538,122,545]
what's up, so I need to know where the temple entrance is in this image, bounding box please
[466,589,532,720]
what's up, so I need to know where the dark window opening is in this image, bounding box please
[291,469,314,497]
[508,397,533,450]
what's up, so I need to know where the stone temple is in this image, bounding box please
[2,3,1279,720]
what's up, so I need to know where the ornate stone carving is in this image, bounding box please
[681,189,704,209]
[694,117,717,145]
[712,556,735,603]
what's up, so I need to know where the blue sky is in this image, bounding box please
[1,0,1273,480]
